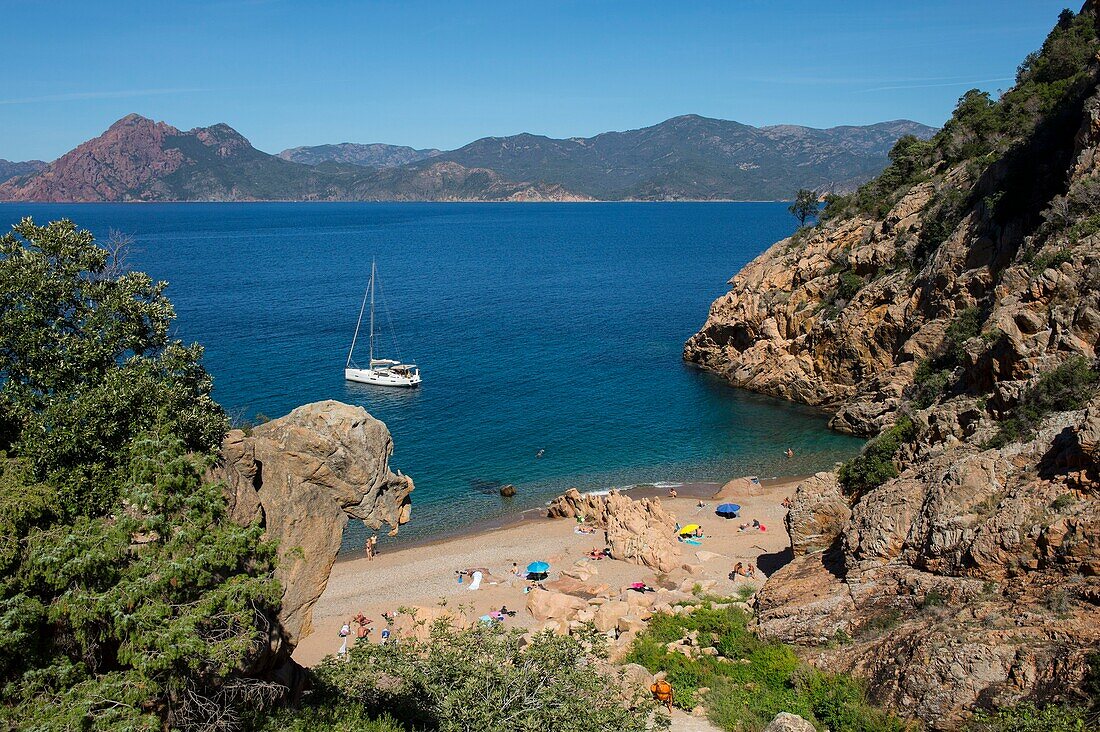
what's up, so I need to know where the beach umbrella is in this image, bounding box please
[678,524,699,535]
[715,503,741,518]
[526,561,550,574]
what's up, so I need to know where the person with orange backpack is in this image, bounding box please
[650,678,674,712]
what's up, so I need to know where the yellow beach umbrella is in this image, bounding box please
[678,524,699,535]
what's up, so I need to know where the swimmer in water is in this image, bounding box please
[536,448,545,458]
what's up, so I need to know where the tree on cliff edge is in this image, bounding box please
[788,188,819,226]
[0,218,282,731]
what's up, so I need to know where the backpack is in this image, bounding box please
[650,680,673,701]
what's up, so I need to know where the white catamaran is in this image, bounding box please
[345,261,421,388]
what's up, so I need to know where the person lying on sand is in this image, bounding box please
[731,562,748,578]
[499,605,517,617]
[575,525,596,535]
[586,548,605,560]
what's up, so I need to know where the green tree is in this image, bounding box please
[0,218,281,731]
[0,217,228,516]
[788,189,819,226]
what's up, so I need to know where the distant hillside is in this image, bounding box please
[426,116,936,200]
[0,159,47,184]
[0,115,578,202]
[278,142,441,168]
[0,114,934,202]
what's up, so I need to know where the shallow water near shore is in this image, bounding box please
[1,202,864,548]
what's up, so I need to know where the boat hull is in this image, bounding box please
[344,367,421,388]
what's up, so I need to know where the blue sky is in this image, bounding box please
[0,0,1075,161]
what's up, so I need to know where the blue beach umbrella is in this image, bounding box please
[527,561,550,574]
[715,503,741,519]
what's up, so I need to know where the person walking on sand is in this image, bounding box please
[369,534,379,560]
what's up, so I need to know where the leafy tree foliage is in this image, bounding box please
[310,621,659,732]
[0,219,280,731]
[0,218,228,517]
[788,189,819,226]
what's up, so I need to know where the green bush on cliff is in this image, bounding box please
[626,602,906,732]
[965,702,1094,732]
[987,356,1100,448]
[309,621,658,732]
[0,219,280,731]
[838,417,918,496]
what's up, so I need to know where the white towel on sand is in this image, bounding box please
[468,570,483,591]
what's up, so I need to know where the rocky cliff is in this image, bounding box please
[211,400,413,655]
[686,5,1100,728]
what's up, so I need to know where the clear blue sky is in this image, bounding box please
[0,0,1076,161]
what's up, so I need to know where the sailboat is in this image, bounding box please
[345,261,421,388]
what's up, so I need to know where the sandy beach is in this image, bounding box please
[294,475,803,666]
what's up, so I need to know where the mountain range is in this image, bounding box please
[0,114,935,203]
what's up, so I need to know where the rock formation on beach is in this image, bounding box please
[212,400,413,651]
[547,488,681,572]
[687,5,1100,728]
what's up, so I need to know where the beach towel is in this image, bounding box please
[684,538,702,546]
[468,570,483,591]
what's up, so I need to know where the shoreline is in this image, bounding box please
[340,474,810,561]
[296,473,806,667]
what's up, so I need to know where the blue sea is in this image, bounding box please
[1,202,863,547]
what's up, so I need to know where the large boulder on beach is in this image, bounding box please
[547,489,681,572]
[786,471,851,556]
[526,590,589,622]
[212,400,414,652]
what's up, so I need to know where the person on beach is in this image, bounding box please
[732,562,747,578]
[667,486,678,498]
[781,496,793,509]
[746,563,758,579]
[512,562,523,578]
[380,627,391,644]
[369,534,379,559]
[339,622,351,638]
[364,535,373,560]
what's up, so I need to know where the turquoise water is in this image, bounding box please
[1,203,863,546]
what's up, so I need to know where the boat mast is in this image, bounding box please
[368,259,376,368]
[347,273,371,369]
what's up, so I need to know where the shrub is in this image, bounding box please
[1030,248,1074,273]
[910,359,950,409]
[914,186,966,263]
[626,603,905,732]
[987,356,1100,447]
[252,703,404,732]
[836,271,865,303]
[838,417,918,496]
[315,622,657,732]
[966,702,1093,732]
